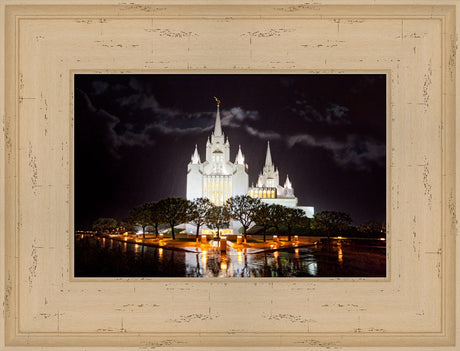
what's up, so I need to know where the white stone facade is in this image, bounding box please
[249,141,314,218]
[186,104,249,233]
[186,101,314,234]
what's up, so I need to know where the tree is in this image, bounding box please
[268,204,288,237]
[92,217,117,234]
[128,203,152,239]
[357,220,385,238]
[253,203,272,242]
[147,201,164,238]
[158,197,189,240]
[187,198,212,241]
[283,208,306,241]
[296,215,311,235]
[117,220,133,234]
[205,204,231,238]
[226,195,260,242]
[311,211,352,239]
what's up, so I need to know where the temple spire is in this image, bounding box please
[235,145,245,165]
[284,174,292,189]
[191,144,201,164]
[265,141,273,166]
[213,97,222,136]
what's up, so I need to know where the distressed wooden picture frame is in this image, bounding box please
[0,1,458,349]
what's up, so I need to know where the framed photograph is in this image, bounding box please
[74,73,386,279]
[1,1,458,349]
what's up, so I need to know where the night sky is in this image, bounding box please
[75,74,386,229]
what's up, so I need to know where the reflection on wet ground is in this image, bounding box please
[75,237,386,277]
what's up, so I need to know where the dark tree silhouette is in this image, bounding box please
[158,197,189,240]
[205,204,231,238]
[128,203,152,239]
[283,208,306,241]
[357,220,385,238]
[253,203,272,242]
[311,211,352,239]
[187,198,212,241]
[268,204,288,237]
[117,220,133,234]
[92,217,118,234]
[226,195,260,242]
[148,201,164,238]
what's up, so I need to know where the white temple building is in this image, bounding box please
[249,141,314,218]
[186,99,314,234]
[186,99,249,234]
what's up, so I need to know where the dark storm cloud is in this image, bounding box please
[86,77,264,142]
[77,89,154,157]
[91,80,110,95]
[287,133,385,171]
[244,125,282,140]
[232,118,384,171]
[79,86,262,154]
[119,94,259,124]
[148,122,207,135]
[117,93,179,116]
[83,81,382,171]
[149,107,260,136]
[220,107,259,126]
[327,104,349,120]
[104,77,261,127]
[291,98,351,125]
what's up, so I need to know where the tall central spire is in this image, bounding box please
[265,141,273,166]
[213,96,222,136]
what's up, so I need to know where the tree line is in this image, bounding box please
[91,195,385,241]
